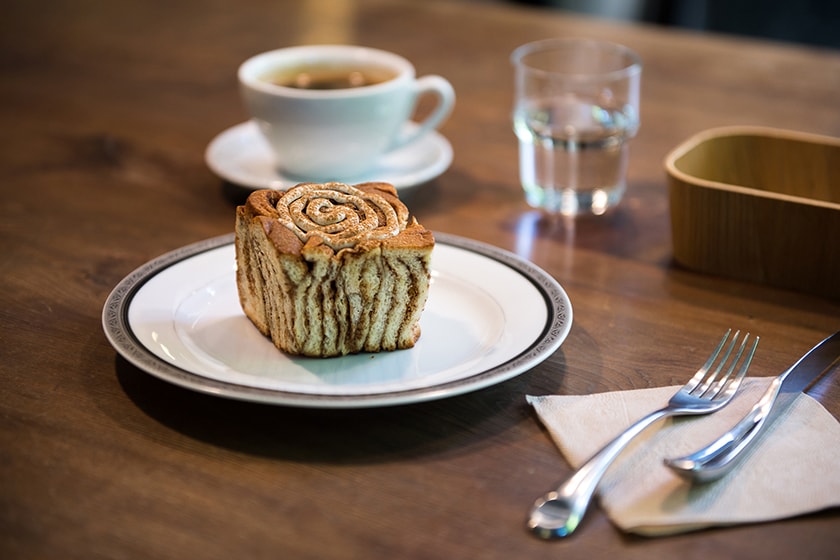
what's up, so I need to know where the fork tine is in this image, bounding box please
[692,330,740,395]
[684,329,732,393]
[702,331,749,397]
[712,334,758,401]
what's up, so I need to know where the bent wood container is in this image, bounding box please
[666,126,840,300]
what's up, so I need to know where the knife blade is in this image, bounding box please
[664,330,840,483]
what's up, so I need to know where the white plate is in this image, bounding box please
[102,233,572,408]
[205,120,453,191]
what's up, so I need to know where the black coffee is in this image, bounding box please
[265,64,397,90]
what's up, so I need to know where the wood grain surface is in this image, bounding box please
[2,1,839,558]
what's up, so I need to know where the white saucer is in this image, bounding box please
[205,120,453,191]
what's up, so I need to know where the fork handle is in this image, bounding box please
[560,407,669,503]
[529,407,670,537]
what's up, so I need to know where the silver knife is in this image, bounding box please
[664,330,840,483]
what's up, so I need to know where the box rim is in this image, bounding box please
[664,125,840,211]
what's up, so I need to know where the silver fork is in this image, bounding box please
[528,329,758,539]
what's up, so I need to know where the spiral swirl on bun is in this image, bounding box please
[273,182,410,251]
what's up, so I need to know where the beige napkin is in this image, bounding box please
[527,377,840,536]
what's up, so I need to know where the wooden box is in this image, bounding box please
[666,126,840,300]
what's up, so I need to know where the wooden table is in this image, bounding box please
[3,0,839,558]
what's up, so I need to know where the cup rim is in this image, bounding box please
[511,38,642,81]
[238,44,415,98]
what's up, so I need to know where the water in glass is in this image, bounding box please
[514,95,637,216]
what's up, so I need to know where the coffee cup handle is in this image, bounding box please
[390,75,455,150]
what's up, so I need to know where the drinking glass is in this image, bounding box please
[512,39,642,216]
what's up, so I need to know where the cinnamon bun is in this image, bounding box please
[234,182,434,357]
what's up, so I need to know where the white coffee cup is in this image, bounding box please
[238,45,455,181]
